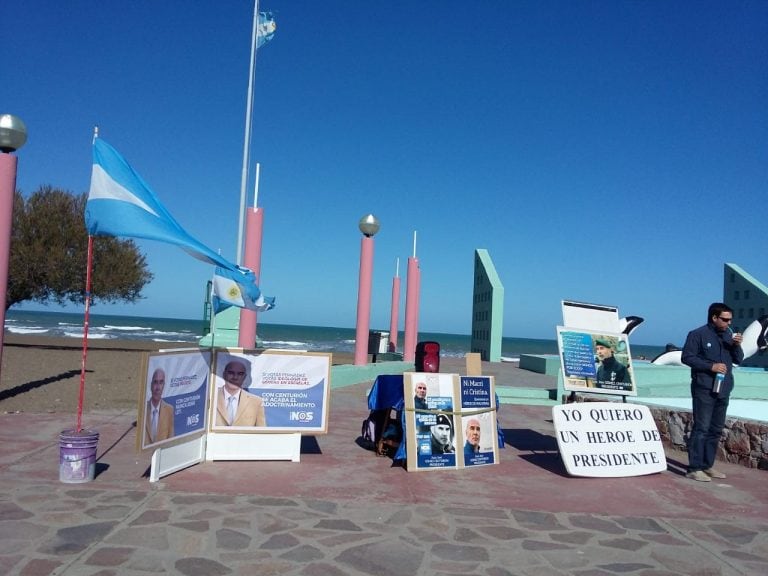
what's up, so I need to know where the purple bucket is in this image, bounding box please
[59,429,99,483]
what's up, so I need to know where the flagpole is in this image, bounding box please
[77,235,94,433]
[237,0,260,265]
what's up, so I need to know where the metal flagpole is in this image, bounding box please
[77,235,94,433]
[237,0,260,265]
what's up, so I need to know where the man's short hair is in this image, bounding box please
[708,302,733,321]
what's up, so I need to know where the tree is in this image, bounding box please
[7,186,153,311]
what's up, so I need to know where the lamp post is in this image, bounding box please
[354,214,380,365]
[0,114,28,375]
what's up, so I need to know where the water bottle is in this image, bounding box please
[713,373,725,394]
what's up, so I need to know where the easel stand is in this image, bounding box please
[149,432,301,482]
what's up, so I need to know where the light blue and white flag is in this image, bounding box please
[86,138,239,272]
[258,12,277,48]
[212,266,275,313]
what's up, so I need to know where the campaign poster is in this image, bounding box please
[557,327,637,396]
[210,350,331,433]
[404,372,460,472]
[458,376,498,467]
[138,349,211,451]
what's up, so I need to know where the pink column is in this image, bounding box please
[403,256,420,362]
[388,274,400,353]
[0,153,19,373]
[238,207,264,349]
[354,236,375,365]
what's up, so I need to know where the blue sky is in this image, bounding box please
[4,1,767,346]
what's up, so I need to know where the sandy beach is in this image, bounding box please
[0,334,354,415]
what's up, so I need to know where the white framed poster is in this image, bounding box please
[404,372,460,472]
[458,376,498,468]
[138,349,212,452]
[557,327,637,396]
[210,349,331,434]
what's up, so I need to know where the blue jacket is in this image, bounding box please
[681,322,744,396]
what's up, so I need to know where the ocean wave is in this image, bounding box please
[261,340,308,348]
[63,331,115,339]
[7,326,49,334]
[103,325,152,331]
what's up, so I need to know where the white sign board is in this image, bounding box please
[552,402,666,477]
[562,300,620,333]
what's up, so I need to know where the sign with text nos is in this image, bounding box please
[552,402,666,477]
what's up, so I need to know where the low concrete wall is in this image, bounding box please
[650,407,768,470]
[519,354,561,376]
[331,361,412,389]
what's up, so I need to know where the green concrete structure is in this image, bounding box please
[724,262,768,368]
[470,249,504,362]
[198,307,241,348]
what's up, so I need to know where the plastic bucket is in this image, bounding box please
[59,429,99,483]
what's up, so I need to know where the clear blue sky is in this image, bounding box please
[4,1,767,346]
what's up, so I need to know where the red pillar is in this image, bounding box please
[354,236,375,365]
[0,153,19,373]
[388,274,400,353]
[238,207,264,349]
[403,256,420,362]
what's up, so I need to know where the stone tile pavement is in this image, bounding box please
[1,379,767,575]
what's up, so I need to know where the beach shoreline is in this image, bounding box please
[0,333,355,415]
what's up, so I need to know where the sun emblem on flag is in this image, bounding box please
[227,286,241,299]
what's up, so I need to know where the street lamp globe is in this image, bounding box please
[0,114,27,153]
[358,214,380,237]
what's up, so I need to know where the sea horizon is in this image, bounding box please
[4,309,669,360]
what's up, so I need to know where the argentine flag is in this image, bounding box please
[258,12,277,48]
[86,138,239,272]
[213,267,275,313]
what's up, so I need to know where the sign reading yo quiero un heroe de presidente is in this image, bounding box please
[552,402,666,477]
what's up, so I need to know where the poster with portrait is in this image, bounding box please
[557,327,637,396]
[210,350,332,433]
[458,376,499,467]
[138,349,212,451]
[404,372,460,472]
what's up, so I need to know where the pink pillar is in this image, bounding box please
[403,256,420,362]
[354,236,375,365]
[238,207,263,349]
[388,275,400,352]
[0,153,19,373]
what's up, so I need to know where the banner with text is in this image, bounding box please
[552,402,666,477]
[210,350,331,434]
[557,327,637,396]
[138,349,212,452]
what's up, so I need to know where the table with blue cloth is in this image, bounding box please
[367,374,504,461]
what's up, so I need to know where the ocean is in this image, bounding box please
[4,310,667,360]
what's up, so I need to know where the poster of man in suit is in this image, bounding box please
[139,349,211,451]
[210,350,331,433]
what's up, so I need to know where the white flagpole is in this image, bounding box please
[237,0,260,265]
[253,162,261,208]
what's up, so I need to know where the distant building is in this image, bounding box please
[470,249,504,362]
[723,263,768,368]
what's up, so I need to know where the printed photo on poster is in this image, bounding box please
[557,327,637,396]
[211,350,331,433]
[404,372,459,471]
[459,376,498,467]
[139,350,211,451]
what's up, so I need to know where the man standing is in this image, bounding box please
[216,359,267,427]
[594,338,631,386]
[145,368,174,445]
[681,303,743,482]
[464,417,481,457]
